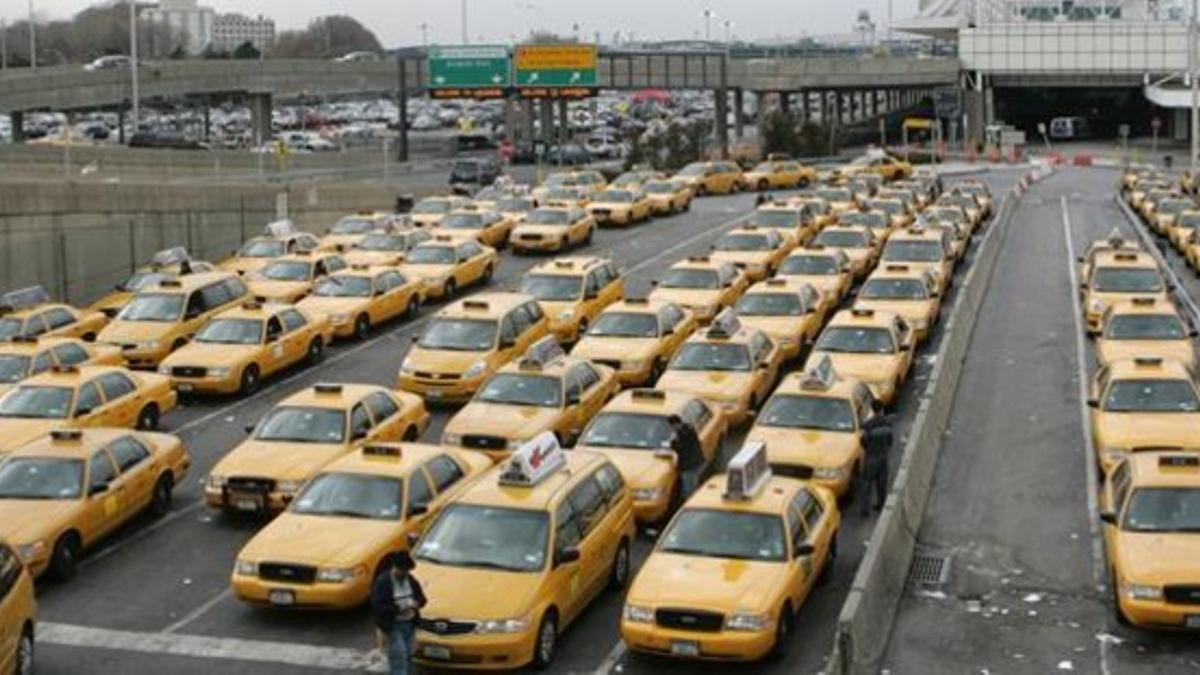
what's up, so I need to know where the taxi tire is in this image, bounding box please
[758,179,770,191]
[818,533,837,586]
[149,473,174,517]
[306,339,324,365]
[354,315,371,340]
[17,624,33,675]
[531,610,558,670]
[136,403,160,431]
[444,279,458,298]
[609,539,631,590]
[769,603,794,660]
[1111,570,1132,626]
[406,297,421,319]
[239,365,261,395]
[697,185,709,197]
[584,228,594,245]
[48,533,81,582]
[483,265,495,284]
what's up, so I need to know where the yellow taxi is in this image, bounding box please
[412,435,635,670]
[748,357,872,497]
[533,170,608,203]
[811,225,880,278]
[673,161,746,196]
[432,208,518,249]
[587,188,654,227]
[1081,250,1170,335]
[776,247,854,307]
[789,197,836,229]
[0,364,177,456]
[206,383,428,514]
[246,251,348,304]
[1077,231,1141,282]
[520,257,624,343]
[230,443,491,609]
[442,338,619,461]
[510,206,596,255]
[956,180,995,218]
[925,204,975,247]
[1096,298,1195,369]
[849,174,883,201]
[748,202,817,245]
[1089,357,1200,474]
[0,538,36,673]
[342,229,432,268]
[1154,197,1198,245]
[542,186,592,209]
[494,195,539,221]
[399,237,498,300]
[217,220,325,276]
[410,196,471,228]
[88,247,215,318]
[570,299,697,387]
[839,208,895,243]
[878,227,955,295]
[621,441,839,662]
[649,257,750,325]
[0,287,108,343]
[298,266,424,340]
[1121,169,1161,193]
[1140,190,1182,229]
[576,389,727,524]
[0,338,123,397]
[844,153,912,181]
[159,302,332,396]
[853,264,942,342]
[398,294,550,404]
[744,160,814,191]
[96,272,250,368]
[805,308,915,407]
[656,311,783,427]
[321,212,405,252]
[1100,452,1200,629]
[1169,210,1200,253]
[0,427,189,580]
[610,170,662,189]
[864,197,915,231]
[709,226,797,282]
[937,192,984,231]
[642,178,694,216]
[733,279,826,360]
[1128,180,1171,212]
[814,186,857,215]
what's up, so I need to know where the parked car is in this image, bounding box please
[84,55,131,71]
[449,157,502,187]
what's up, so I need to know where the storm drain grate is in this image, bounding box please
[908,552,953,588]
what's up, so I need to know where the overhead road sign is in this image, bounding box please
[515,44,598,97]
[428,45,510,99]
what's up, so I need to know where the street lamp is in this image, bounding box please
[461,0,468,44]
[129,1,141,134]
[702,8,715,42]
[723,20,733,44]
[419,23,430,47]
[1191,0,1198,177]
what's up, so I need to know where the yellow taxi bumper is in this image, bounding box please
[232,573,370,609]
[621,620,776,662]
[1119,596,1200,630]
[511,236,566,253]
[414,626,539,670]
[396,372,486,404]
[204,486,291,514]
[169,372,242,395]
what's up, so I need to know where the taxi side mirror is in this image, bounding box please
[584,290,598,300]
[1099,511,1117,525]
[88,482,109,497]
[408,502,429,517]
[405,531,421,549]
[565,392,582,406]
[75,406,94,418]
[499,337,516,350]
[795,542,815,557]
[1086,398,1100,408]
[554,547,581,567]
[244,424,256,434]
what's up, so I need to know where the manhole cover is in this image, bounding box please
[908,551,953,588]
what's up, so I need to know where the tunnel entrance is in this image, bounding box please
[993,86,1157,139]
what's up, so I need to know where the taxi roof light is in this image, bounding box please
[1158,454,1200,467]
[158,279,183,288]
[50,365,79,374]
[462,300,490,311]
[363,444,403,459]
[313,383,343,394]
[1133,357,1164,367]
[498,432,566,487]
[884,264,911,272]
[1113,252,1139,261]
[685,255,710,263]
[241,300,263,310]
[851,308,876,318]
[265,219,299,238]
[624,297,650,305]
[724,441,771,502]
[1131,297,1157,306]
[630,389,666,402]
[706,309,742,339]
[764,279,787,287]
[799,355,838,391]
[49,429,83,443]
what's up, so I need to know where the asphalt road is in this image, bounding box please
[885,167,1200,674]
[29,169,1016,675]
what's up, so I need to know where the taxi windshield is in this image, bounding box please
[1103,379,1200,413]
[238,239,286,258]
[121,271,170,292]
[417,504,549,572]
[260,260,312,282]
[759,394,855,431]
[331,218,375,235]
[735,293,804,316]
[581,412,673,449]
[751,162,780,173]
[587,312,658,338]
[405,247,456,265]
[671,343,751,371]
[929,208,965,224]
[1092,268,1163,293]
[313,276,373,298]
[868,201,903,216]
[677,163,707,177]
[660,268,719,290]
[1123,487,1200,532]
[597,190,635,203]
[643,181,676,194]
[497,198,534,213]
[0,355,30,383]
[780,255,838,275]
[883,240,944,263]
[815,230,869,248]
[748,211,800,228]
[817,188,852,202]
[440,213,485,229]
[715,234,771,252]
[412,200,452,215]
[660,508,786,562]
[254,406,346,443]
[0,458,84,500]
[1159,200,1193,215]
[195,318,263,345]
[543,174,577,187]
[817,327,896,354]
[860,278,929,300]
[356,234,405,252]
[842,213,887,228]
[119,293,184,322]
[525,210,572,226]
[476,374,561,407]
[0,386,72,419]
[419,319,496,351]
[521,274,582,301]
[291,473,403,520]
[0,319,24,341]
[1106,315,1187,340]
[1180,214,1200,228]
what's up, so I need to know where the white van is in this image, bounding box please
[1049,116,1091,140]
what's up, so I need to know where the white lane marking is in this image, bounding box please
[37,622,384,672]
[162,589,233,635]
[1059,195,1112,675]
[81,500,203,569]
[594,639,627,675]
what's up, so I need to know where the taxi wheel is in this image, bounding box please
[696,185,709,197]
[82,332,96,342]
[1111,570,1132,626]
[17,624,33,675]
[136,404,160,431]
[149,473,174,517]
[531,610,558,670]
[444,279,458,298]
[483,265,495,284]
[306,339,324,365]
[406,297,421,319]
[354,315,371,340]
[769,603,794,660]
[683,199,691,211]
[758,180,770,191]
[608,539,631,590]
[817,533,838,586]
[584,228,594,245]
[239,365,261,395]
[48,533,81,582]
[798,178,810,188]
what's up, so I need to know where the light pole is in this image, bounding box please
[1,19,7,71]
[461,0,468,44]
[28,0,36,70]
[420,23,429,47]
[723,20,733,44]
[130,1,140,134]
[1191,0,1198,177]
[702,8,714,42]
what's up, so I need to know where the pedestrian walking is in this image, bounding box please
[370,550,427,675]
[859,413,894,516]
[667,414,705,499]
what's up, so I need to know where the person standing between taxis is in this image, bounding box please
[370,551,427,675]
[667,414,705,498]
[860,413,894,516]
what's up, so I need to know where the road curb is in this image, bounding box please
[826,161,1056,674]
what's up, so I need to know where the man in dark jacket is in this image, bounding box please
[370,551,427,675]
[860,413,894,516]
[667,415,705,499]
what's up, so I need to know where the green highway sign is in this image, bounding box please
[428,46,511,90]
[514,45,598,88]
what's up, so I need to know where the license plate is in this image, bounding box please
[177,383,195,393]
[426,390,444,400]
[268,589,294,606]
[670,640,699,657]
[422,644,451,660]
[231,494,263,512]
[1186,615,1200,628]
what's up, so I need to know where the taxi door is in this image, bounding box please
[259,316,288,376]
[1100,461,1132,557]
[88,373,140,429]
[0,545,31,671]
[564,365,609,443]
[683,399,725,467]
[22,314,49,340]
[82,449,127,544]
[107,436,156,520]
[365,392,408,442]
[750,333,783,404]
[277,310,312,370]
[454,244,484,286]
[550,500,590,623]
[372,273,407,323]
[564,476,613,610]
[895,318,916,379]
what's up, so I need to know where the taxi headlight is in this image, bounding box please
[316,567,363,584]
[235,560,258,577]
[443,433,463,446]
[16,541,46,562]
[399,357,416,374]
[276,480,304,496]
[158,365,172,375]
[474,617,529,634]
[1124,583,1163,601]
[813,466,847,480]
[624,604,654,624]
[463,361,489,379]
[724,612,771,632]
[557,309,576,321]
[632,487,662,501]
[209,367,231,379]
[206,475,227,490]
[138,340,161,351]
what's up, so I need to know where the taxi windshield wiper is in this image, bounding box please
[454,559,528,572]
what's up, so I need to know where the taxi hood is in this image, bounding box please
[240,513,396,568]
[853,299,933,324]
[1093,412,1200,450]
[649,288,720,311]
[344,251,403,267]
[711,251,770,267]
[572,337,659,363]
[406,347,489,375]
[400,264,452,281]
[213,440,347,483]
[513,223,570,237]
[247,280,310,301]
[0,499,80,546]
[747,426,858,467]
[219,257,270,275]
[628,552,787,613]
[298,296,370,318]
[1118,532,1200,582]
[579,446,674,489]
[163,342,258,368]
[1097,340,1194,368]
[445,403,560,440]
[815,352,901,385]
[98,319,177,344]
[655,370,753,401]
[418,563,545,621]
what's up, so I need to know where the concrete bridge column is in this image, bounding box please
[117,109,126,145]
[249,92,273,147]
[557,99,569,145]
[734,88,744,139]
[521,99,535,147]
[798,90,808,123]
[202,104,211,142]
[9,111,24,143]
[778,92,790,116]
[835,91,845,127]
[714,86,729,159]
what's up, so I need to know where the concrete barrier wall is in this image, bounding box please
[0,180,431,305]
[826,163,1054,674]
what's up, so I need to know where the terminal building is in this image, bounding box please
[210,13,277,54]
[142,0,214,56]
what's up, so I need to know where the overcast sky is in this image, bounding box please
[3,0,920,45]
